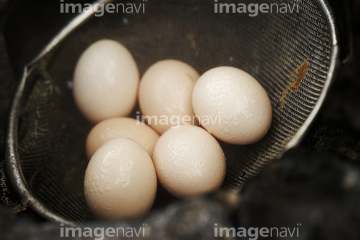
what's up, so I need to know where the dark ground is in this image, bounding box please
[0,0,360,239]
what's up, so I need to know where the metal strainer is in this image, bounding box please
[6,0,340,225]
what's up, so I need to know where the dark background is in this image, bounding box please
[0,0,360,239]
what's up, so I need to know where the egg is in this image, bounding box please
[86,117,160,158]
[192,66,272,145]
[153,125,226,198]
[73,39,139,123]
[84,138,157,219]
[139,59,200,134]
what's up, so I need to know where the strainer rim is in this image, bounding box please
[5,0,341,225]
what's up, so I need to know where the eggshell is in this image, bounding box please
[139,59,200,134]
[74,39,139,123]
[86,117,159,158]
[84,138,157,219]
[153,125,226,198]
[192,66,272,145]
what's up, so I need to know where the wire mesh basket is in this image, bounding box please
[6,0,340,225]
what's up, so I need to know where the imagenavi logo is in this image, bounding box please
[214,0,299,17]
[214,223,302,239]
[60,0,148,17]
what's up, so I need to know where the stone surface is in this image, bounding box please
[0,195,235,240]
[238,148,360,240]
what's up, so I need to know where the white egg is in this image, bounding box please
[139,59,200,134]
[84,138,157,219]
[153,125,226,198]
[86,117,159,159]
[192,66,272,145]
[74,39,139,123]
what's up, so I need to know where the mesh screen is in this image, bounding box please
[16,0,332,222]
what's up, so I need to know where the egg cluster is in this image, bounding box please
[74,39,272,220]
